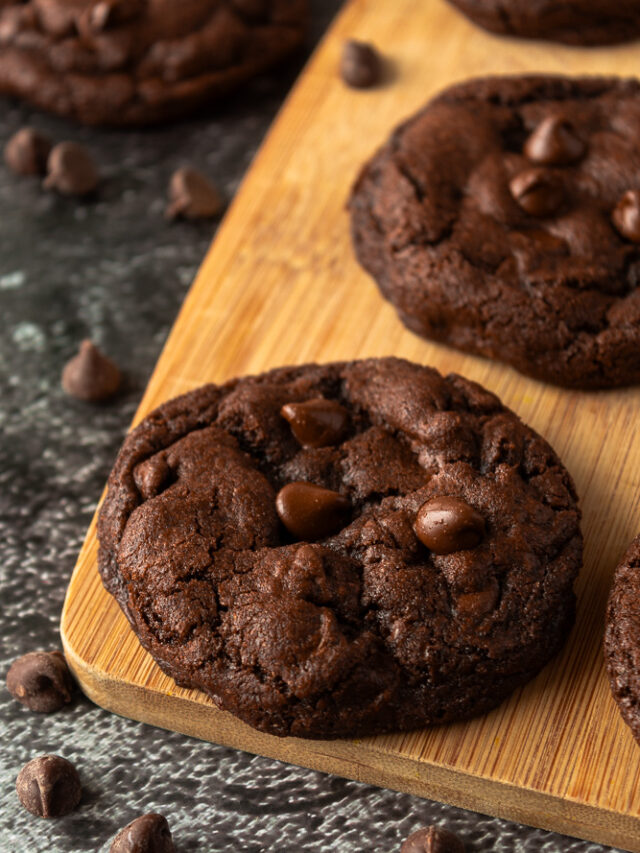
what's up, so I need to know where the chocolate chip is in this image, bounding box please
[340,40,382,88]
[414,496,485,555]
[4,128,52,176]
[62,339,121,402]
[281,398,349,448]
[165,167,223,221]
[401,825,465,853]
[276,482,350,540]
[523,115,585,166]
[16,755,82,818]
[43,142,99,196]
[509,167,563,217]
[89,0,144,31]
[109,813,175,853]
[612,190,640,242]
[6,651,73,713]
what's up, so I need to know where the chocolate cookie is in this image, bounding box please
[0,0,307,126]
[350,76,640,389]
[445,0,640,46]
[605,535,640,745]
[97,358,582,739]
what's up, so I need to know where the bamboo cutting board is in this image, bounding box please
[61,1,640,848]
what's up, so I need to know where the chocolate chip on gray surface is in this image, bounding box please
[109,813,175,853]
[340,39,382,88]
[16,755,81,818]
[165,167,223,221]
[62,340,121,402]
[4,127,52,176]
[43,142,99,196]
[6,651,73,713]
[401,825,465,853]
[281,398,349,447]
[414,496,485,555]
[350,75,640,388]
[523,115,585,166]
[509,167,563,217]
[612,190,640,243]
[97,357,582,739]
[444,0,640,45]
[276,481,350,540]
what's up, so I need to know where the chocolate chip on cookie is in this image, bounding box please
[97,358,581,738]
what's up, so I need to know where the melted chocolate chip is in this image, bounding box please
[62,340,121,402]
[401,825,465,853]
[109,813,175,853]
[414,496,485,555]
[612,190,640,242]
[524,115,585,166]
[276,482,350,540]
[4,127,52,176]
[281,398,349,448]
[43,142,99,196]
[509,167,563,217]
[340,40,382,88]
[6,651,73,713]
[89,0,144,31]
[165,167,223,221]
[16,755,81,818]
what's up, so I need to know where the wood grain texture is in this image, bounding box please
[61,0,640,848]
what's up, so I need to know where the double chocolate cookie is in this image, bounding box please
[350,76,640,389]
[605,535,640,745]
[444,0,640,46]
[0,0,307,125]
[98,358,582,739]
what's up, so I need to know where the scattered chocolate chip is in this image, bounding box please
[4,127,52,176]
[523,115,585,166]
[414,496,485,555]
[62,339,121,402]
[612,189,640,242]
[16,755,81,818]
[509,167,563,217]
[109,813,175,853]
[340,39,383,88]
[43,142,99,196]
[281,398,349,448]
[165,167,223,221]
[6,651,73,713]
[401,825,465,853]
[276,481,350,540]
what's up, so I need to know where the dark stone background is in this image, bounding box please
[0,3,626,851]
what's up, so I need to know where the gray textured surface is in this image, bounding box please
[0,4,628,851]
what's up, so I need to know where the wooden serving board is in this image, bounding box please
[61,1,640,848]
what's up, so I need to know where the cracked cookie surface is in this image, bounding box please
[0,0,307,125]
[97,358,582,738]
[605,535,640,746]
[349,76,640,389]
[444,0,640,45]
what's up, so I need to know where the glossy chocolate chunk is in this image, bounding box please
[109,813,175,853]
[281,398,349,448]
[414,496,485,555]
[524,115,585,166]
[43,142,99,196]
[16,755,81,818]
[509,167,563,217]
[340,40,382,88]
[6,651,73,713]
[612,190,640,242]
[62,340,121,402]
[165,167,223,221]
[401,825,465,853]
[4,127,52,176]
[276,481,350,540]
